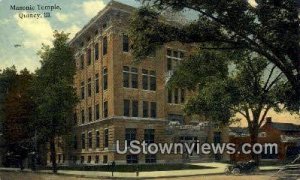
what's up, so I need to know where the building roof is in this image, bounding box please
[270,122,300,132]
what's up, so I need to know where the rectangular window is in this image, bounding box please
[87,156,91,163]
[150,71,156,91]
[95,43,99,60]
[95,104,100,120]
[95,73,99,93]
[95,155,99,163]
[125,128,136,145]
[81,81,85,100]
[81,110,85,124]
[124,100,130,116]
[87,48,92,65]
[88,132,92,149]
[103,68,108,90]
[150,102,157,118]
[181,89,185,103]
[81,133,85,149]
[145,154,156,163]
[126,155,138,164]
[131,68,138,89]
[174,88,179,104]
[132,100,138,117]
[80,55,84,70]
[123,66,130,88]
[123,34,129,52]
[167,58,172,71]
[104,129,109,148]
[143,101,149,118]
[88,107,92,122]
[144,129,155,144]
[103,155,108,164]
[103,36,107,55]
[96,131,100,148]
[168,89,172,103]
[81,156,84,164]
[104,101,108,118]
[87,78,91,97]
[142,69,149,90]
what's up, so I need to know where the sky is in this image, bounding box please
[0,0,141,72]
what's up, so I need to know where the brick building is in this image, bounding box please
[48,1,229,165]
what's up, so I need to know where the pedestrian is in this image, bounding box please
[111,161,116,176]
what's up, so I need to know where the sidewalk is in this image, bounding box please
[0,163,280,179]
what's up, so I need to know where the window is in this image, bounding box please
[87,78,92,97]
[104,101,108,118]
[95,73,99,93]
[168,89,172,103]
[103,36,107,55]
[95,155,99,163]
[95,43,99,60]
[96,131,100,148]
[87,48,92,65]
[81,110,85,124]
[150,102,157,118]
[123,66,130,88]
[73,135,77,149]
[87,156,91,163]
[145,154,156,163]
[81,133,85,149]
[95,104,100,120]
[103,68,108,90]
[166,49,184,71]
[125,128,136,145]
[174,88,179,104]
[80,55,84,69]
[88,107,92,122]
[168,89,185,104]
[143,101,149,118]
[88,132,92,148]
[104,128,108,148]
[81,81,85,99]
[181,89,185,103]
[123,66,138,89]
[131,68,138,88]
[132,100,138,117]
[142,69,156,91]
[124,100,130,116]
[167,58,172,71]
[144,129,154,144]
[126,155,138,164]
[123,34,129,52]
[81,156,84,164]
[103,155,108,164]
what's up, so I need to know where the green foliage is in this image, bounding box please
[130,0,300,108]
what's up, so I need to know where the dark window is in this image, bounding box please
[103,36,107,55]
[73,135,77,149]
[95,73,99,93]
[87,48,92,65]
[125,128,136,145]
[80,55,84,69]
[124,100,130,116]
[173,51,178,58]
[104,101,108,118]
[174,88,179,104]
[88,132,92,148]
[180,52,184,58]
[95,104,100,120]
[104,129,109,148]
[168,89,172,103]
[87,78,91,97]
[81,133,85,149]
[181,89,185,103]
[81,81,85,99]
[145,154,156,163]
[95,43,99,60]
[96,131,100,148]
[95,155,99,163]
[126,155,138,164]
[150,102,157,118]
[131,68,138,88]
[142,69,149,90]
[143,101,149,118]
[132,100,138,117]
[123,66,130,88]
[150,71,156,91]
[144,129,155,144]
[80,156,84,164]
[167,58,172,71]
[103,68,108,90]
[81,110,85,124]
[87,156,91,163]
[88,107,92,122]
[167,49,172,56]
[103,155,108,164]
[123,34,129,52]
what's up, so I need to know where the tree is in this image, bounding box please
[32,31,77,173]
[129,0,300,109]
[168,50,290,165]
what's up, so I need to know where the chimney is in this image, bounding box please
[266,117,272,124]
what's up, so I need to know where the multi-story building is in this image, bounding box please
[49,1,229,165]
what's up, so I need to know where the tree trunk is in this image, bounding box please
[250,127,260,166]
[50,137,57,173]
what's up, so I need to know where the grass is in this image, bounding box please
[43,163,215,172]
